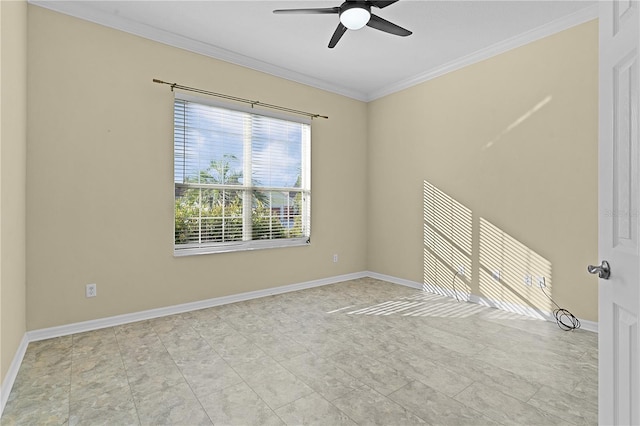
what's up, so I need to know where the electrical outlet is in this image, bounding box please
[524,275,532,286]
[86,283,97,298]
[492,270,501,281]
[537,276,546,288]
[456,266,465,276]
[333,254,338,263]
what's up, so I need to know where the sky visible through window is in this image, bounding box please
[174,102,304,189]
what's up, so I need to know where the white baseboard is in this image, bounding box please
[0,334,29,417]
[366,271,422,290]
[365,271,598,333]
[19,272,599,341]
[27,271,368,342]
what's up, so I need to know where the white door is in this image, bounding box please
[597,1,640,424]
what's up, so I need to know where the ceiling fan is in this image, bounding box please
[273,0,412,48]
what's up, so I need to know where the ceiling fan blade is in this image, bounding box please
[366,13,412,36]
[368,0,399,9]
[328,23,348,48]
[273,7,339,14]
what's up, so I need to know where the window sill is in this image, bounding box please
[174,238,310,257]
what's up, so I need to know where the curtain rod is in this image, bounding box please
[153,79,328,120]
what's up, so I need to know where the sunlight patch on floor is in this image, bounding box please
[345,299,486,318]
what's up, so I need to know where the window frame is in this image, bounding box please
[173,92,311,256]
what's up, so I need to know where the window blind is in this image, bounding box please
[173,95,311,255]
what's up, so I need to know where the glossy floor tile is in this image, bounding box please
[1,278,598,425]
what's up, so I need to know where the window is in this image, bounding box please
[173,94,311,255]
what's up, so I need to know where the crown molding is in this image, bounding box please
[367,4,599,101]
[29,1,596,103]
[28,0,369,102]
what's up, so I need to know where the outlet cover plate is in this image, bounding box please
[86,283,97,298]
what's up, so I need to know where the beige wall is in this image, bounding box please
[1,0,28,384]
[26,6,368,329]
[368,20,599,321]
[25,6,598,330]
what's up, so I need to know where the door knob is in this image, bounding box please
[587,260,611,279]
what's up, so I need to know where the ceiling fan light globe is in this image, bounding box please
[340,7,370,30]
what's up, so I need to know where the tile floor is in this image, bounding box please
[1,278,598,425]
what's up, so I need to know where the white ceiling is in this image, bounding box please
[32,0,597,101]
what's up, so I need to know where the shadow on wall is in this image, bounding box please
[423,180,553,319]
[423,180,472,300]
